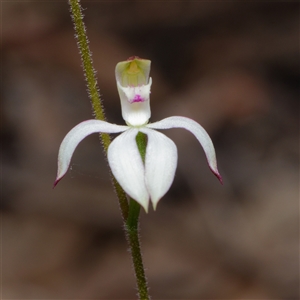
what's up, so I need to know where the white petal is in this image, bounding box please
[55,120,128,186]
[117,78,152,126]
[147,116,222,183]
[140,128,178,210]
[108,128,150,212]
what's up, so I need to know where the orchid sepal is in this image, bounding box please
[147,116,223,184]
[140,127,178,210]
[54,120,128,187]
[107,128,150,212]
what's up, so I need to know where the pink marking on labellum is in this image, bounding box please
[132,94,143,103]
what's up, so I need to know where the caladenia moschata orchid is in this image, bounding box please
[55,57,222,212]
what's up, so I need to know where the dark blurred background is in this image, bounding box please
[2,1,299,299]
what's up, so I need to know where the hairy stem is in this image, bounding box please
[68,0,128,219]
[126,199,149,300]
[68,1,149,298]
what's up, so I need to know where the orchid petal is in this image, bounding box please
[55,120,128,186]
[147,116,222,183]
[108,128,150,212]
[140,128,178,210]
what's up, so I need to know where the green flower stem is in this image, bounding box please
[68,0,128,220]
[125,132,149,299]
[127,198,141,229]
[126,199,149,300]
[69,1,149,299]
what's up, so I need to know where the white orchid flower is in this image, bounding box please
[55,57,222,212]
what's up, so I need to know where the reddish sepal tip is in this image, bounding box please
[216,173,223,185]
[210,167,223,185]
[53,178,61,189]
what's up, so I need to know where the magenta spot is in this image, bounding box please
[132,94,144,103]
